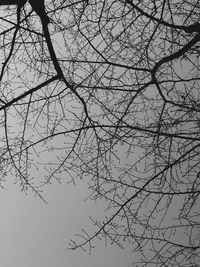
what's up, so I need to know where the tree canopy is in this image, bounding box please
[0,0,200,266]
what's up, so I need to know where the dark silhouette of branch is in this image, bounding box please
[29,0,49,24]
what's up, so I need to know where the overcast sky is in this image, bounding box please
[0,7,134,266]
[0,176,134,267]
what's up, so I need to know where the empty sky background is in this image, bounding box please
[0,175,134,267]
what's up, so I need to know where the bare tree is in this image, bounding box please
[0,0,200,266]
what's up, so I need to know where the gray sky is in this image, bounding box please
[0,7,133,265]
[0,177,134,267]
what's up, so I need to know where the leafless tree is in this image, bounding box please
[0,0,200,266]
